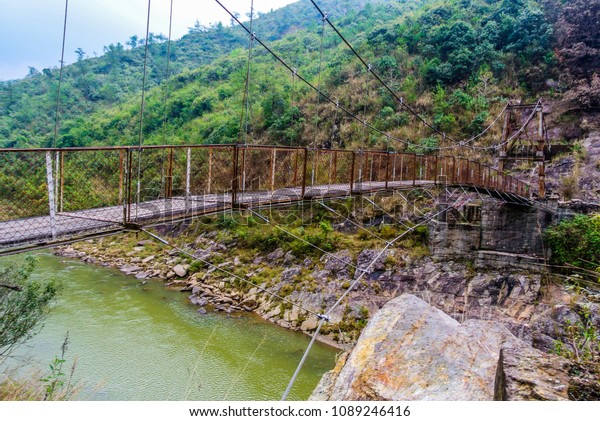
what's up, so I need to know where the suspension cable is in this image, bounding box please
[135,0,152,220]
[137,0,152,149]
[160,0,175,200]
[212,0,428,151]
[291,68,297,147]
[307,0,447,139]
[313,15,326,149]
[223,334,268,400]
[53,0,69,148]
[361,66,369,151]
[214,0,499,153]
[307,0,520,151]
[161,0,175,145]
[139,228,324,319]
[238,0,256,146]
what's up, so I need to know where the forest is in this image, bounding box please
[0,0,596,152]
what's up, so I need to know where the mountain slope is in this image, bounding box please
[0,0,381,148]
[1,0,597,176]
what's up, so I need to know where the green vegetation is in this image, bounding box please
[0,257,61,357]
[553,304,599,364]
[205,213,341,257]
[1,0,564,151]
[39,335,76,401]
[545,214,600,276]
[0,258,73,401]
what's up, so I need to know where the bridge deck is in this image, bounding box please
[0,145,532,255]
[1,180,437,252]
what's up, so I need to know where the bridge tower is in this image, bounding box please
[497,101,547,198]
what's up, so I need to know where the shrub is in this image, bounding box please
[545,214,600,273]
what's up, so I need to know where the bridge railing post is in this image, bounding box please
[185,147,191,214]
[465,160,471,185]
[59,151,64,213]
[232,145,239,208]
[385,151,391,190]
[124,148,133,224]
[301,147,308,200]
[412,154,419,187]
[44,151,57,239]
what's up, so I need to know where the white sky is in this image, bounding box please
[0,0,298,81]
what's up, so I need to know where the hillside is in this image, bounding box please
[0,0,380,148]
[1,0,599,201]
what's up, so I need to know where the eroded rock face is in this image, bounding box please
[494,348,570,401]
[313,294,522,400]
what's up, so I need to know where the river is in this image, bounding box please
[2,252,337,400]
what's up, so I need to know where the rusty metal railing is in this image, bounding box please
[0,145,531,252]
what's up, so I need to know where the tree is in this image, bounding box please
[126,35,139,49]
[75,48,86,62]
[0,257,60,358]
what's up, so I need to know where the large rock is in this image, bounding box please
[494,348,570,400]
[354,249,388,278]
[311,294,566,401]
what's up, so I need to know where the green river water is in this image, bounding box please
[2,252,337,400]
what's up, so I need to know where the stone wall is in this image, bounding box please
[430,199,556,270]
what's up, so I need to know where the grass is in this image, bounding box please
[1,337,79,401]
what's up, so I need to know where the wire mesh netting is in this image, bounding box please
[0,149,124,248]
[0,145,532,252]
[305,149,353,198]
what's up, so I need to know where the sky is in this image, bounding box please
[0,0,298,81]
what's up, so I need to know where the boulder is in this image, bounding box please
[354,249,387,278]
[322,250,353,278]
[135,271,150,280]
[60,247,78,258]
[311,294,566,401]
[120,265,141,275]
[281,266,301,283]
[494,348,570,400]
[283,251,296,265]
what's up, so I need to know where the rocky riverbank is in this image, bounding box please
[55,224,600,399]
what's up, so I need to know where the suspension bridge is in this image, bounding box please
[0,0,550,255]
[1,0,557,401]
[0,144,533,255]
